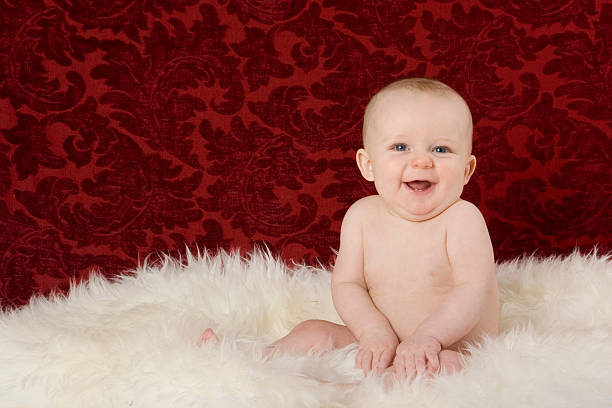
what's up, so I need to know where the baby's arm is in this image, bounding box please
[332,202,399,374]
[394,202,497,376]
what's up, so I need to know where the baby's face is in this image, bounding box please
[358,89,475,221]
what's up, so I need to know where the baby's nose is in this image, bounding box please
[410,153,433,168]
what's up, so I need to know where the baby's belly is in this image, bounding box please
[369,285,451,341]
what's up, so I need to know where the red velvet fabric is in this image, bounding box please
[1,0,610,307]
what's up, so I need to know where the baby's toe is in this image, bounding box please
[200,328,219,345]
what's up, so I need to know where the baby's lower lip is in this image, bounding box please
[405,181,433,192]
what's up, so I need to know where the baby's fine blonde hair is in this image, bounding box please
[362,77,473,152]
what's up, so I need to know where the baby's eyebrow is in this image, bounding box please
[433,140,462,148]
[433,138,456,144]
[385,134,412,142]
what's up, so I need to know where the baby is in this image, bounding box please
[203,77,499,380]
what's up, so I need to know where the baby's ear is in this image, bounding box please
[356,148,375,181]
[463,155,477,184]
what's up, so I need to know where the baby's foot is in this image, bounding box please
[200,328,219,346]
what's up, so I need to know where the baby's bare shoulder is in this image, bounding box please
[445,200,492,249]
[444,199,485,222]
[345,195,381,218]
[339,195,381,236]
[443,200,490,242]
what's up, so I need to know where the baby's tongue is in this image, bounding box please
[407,181,431,191]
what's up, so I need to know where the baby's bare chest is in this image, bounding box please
[362,218,453,292]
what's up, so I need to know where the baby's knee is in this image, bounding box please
[294,320,332,341]
[289,320,334,351]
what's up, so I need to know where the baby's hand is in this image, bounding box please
[356,331,399,374]
[393,334,441,380]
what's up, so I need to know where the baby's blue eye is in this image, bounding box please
[433,146,449,153]
[393,144,407,151]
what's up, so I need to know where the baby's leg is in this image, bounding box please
[199,320,355,355]
[267,319,356,356]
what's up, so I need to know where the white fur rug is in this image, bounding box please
[1,250,611,407]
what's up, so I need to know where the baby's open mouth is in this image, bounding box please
[405,180,433,191]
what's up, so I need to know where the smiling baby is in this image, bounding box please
[203,78,499,382]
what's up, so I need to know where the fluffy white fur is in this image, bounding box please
[1,249,611,407]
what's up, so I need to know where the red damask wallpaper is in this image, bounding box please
[1,0,611,308]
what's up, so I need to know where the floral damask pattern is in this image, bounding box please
[1,0,610,307]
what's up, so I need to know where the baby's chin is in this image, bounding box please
[385,200,460,222]
[385,205,443,222]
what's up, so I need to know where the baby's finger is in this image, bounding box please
[400,355,416,382]
[374,349,393,373]
[414,351,427,373]
[426,349,440,374]
[393,357,406,379]
[368,349,380,373]
[355,350,363,370]
[370,349,381,373]
[357,349,373,373]
[410,355,419,381]
[379,349,394,372]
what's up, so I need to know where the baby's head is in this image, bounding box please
[357,78,477,221]
[362,78,473,152]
